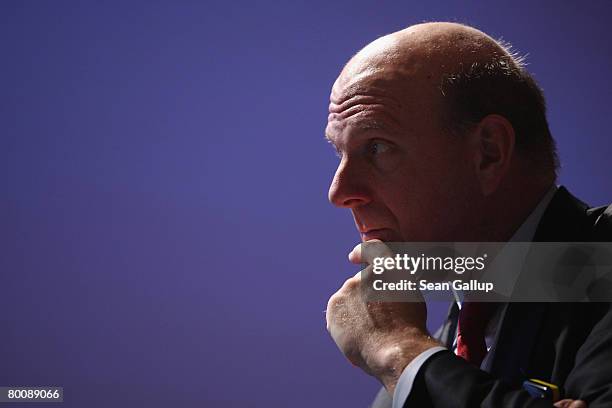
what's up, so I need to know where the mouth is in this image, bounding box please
[360,228,395,242]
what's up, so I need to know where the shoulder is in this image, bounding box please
[534,186,612,242]
[586,202,612,240]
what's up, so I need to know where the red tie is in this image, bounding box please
[456,302,498,367]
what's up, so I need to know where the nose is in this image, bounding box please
[328,158,372,208]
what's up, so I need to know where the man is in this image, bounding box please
[324,22,612,407]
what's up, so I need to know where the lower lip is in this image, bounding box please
[361,229,393,241]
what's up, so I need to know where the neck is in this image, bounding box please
[476,177,554,242]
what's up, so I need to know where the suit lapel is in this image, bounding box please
[433,302,459,349]
[486,302,548,383]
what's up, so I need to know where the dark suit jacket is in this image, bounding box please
[372,186,612,407]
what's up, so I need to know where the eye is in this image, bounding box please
[369,141,391,155]
[366,139,400,172]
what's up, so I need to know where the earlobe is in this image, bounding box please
[473,114,515,196]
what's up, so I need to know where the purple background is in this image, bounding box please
[2,1,611,407]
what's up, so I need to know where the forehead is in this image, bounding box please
[325,90,403,142]
[331,47,416,101]
[326,64,442,143]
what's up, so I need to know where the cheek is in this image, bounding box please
[376,175,437,239]
[372,151,402,174]
[383,159,476,240]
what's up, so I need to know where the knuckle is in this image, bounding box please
[342,275,360,291]
[327,293,344,311]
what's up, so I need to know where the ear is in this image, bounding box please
[469,114,515,196]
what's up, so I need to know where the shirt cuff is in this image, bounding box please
[392,346,447,408]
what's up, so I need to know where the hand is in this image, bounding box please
[554,400,587,408]
[325,240,441,393]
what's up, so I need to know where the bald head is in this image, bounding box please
[346,23,515,73]
[334,22,520,105]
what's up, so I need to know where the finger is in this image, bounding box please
[554,400,587,408]
[325,293,344,329]
[348,242,362,264]
[348,240,394,265]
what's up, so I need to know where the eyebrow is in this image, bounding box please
[325,121,394,144]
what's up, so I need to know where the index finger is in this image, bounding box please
[348,240,395,265]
